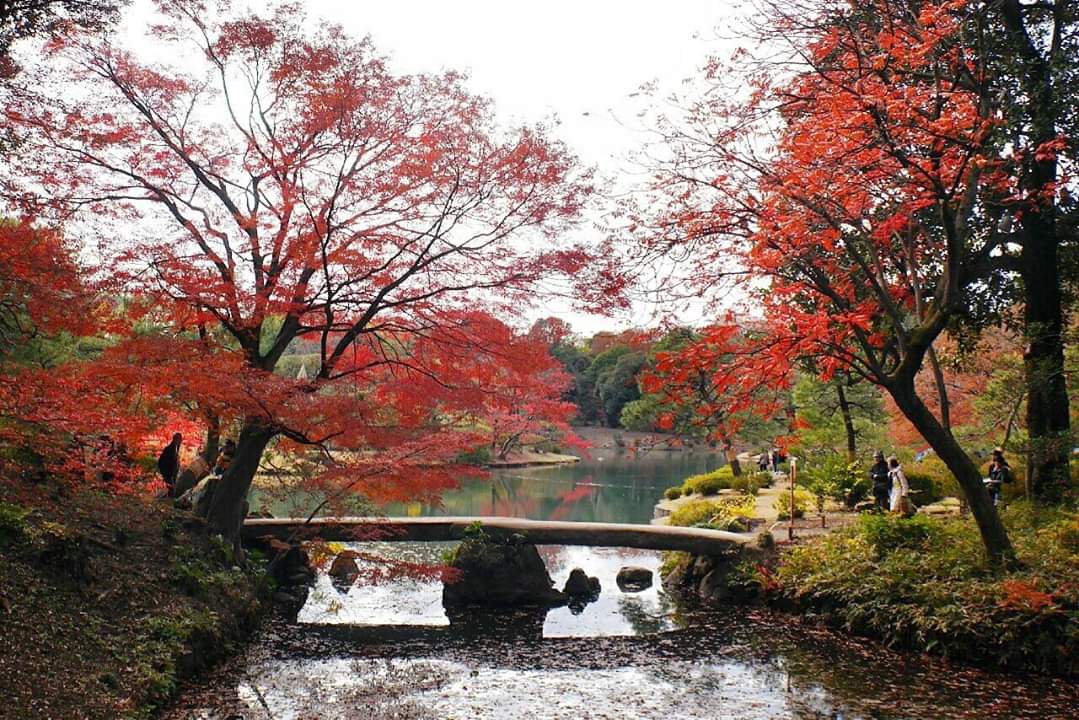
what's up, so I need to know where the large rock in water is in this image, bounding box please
[328,550,360,591]
[616,565,653,592]
[443,538,566,609]
[562,568,601,599]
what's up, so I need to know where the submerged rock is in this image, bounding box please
[616,566,653,592]
[443,538,566,610]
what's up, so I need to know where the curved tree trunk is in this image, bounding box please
[889,384,1013,564]
[204,418,275,540]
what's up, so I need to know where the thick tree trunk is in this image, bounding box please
[889,384,1014,564]
[204,418,275,539]
[997,0,1072,503]
[836,383,857,462]
[723,439,742,476]
[1022,224,1072,502]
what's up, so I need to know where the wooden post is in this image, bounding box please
[789,456,797,542]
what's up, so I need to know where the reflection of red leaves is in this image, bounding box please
[999,579,1057,613]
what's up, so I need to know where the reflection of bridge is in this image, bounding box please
[243,516,749,554]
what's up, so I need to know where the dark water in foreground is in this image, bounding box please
[183,453,1079,719]
[165,543,1079,720]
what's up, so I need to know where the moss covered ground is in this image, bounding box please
[0,480,269,719]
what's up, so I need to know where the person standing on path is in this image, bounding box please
[157,432,182,494]
[986,447,1012,506]
[869,451,891,510]
[887,456,911,515]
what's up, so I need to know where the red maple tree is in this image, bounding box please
[631,0,1032,560]
[5,0,614,538]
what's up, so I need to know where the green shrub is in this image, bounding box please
[0,501,31,547]
[729,473,762,496]
[752,470,775,488]
[663,486,683,500]
[668,495,756,528]
[858,513,938,557]
[681,465,762,496]
[455,446,492,466]
[668,499,724,527]
[772,503,1079,675]
[908,457,958,499]
[773,487,812,520]
[681,466,735,495]
[798,454,868,507]
[903,471,941,504]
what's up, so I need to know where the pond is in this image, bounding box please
[255,448,725,524]
[169,451,1079,719]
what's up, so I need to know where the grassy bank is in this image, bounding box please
[0,482,270,719]
[724,504,1079,676]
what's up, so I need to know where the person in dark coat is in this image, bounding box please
[157,432,182,492]
[869,451,891,510]
[986,447,1012,506]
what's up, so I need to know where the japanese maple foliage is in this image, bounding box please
[633,0,1029,560]
[4,0,614,536]
[641,324,790,474]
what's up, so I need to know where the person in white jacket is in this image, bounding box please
[887,456,911,514]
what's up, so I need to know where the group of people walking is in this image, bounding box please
[757,448,786,473]
[868,447,1013,514]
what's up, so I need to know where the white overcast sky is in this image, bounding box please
[120,0,743,336]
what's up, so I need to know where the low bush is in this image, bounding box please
[668,495,756,529]
[903,471,941,504]
[0,501,31,546]
[857,513,938,557]
[798,454,868,508]
[455,446,492,466]
[773,487,812,520]
[663,486,683,500]
[681,466,734,495]
[752,470,775,488]
[766,502,1079,676]
[680,466,761,496]
[907,457,958,500]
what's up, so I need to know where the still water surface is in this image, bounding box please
[254,449,724,524]
[169,452,1079,719]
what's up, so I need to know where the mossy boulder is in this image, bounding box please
[443,537,566,610]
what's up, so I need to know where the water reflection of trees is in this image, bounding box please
[616,595,678,636]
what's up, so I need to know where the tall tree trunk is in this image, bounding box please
[201,412,221,465]
[723,438,742,476]
[204,418,275,540]
[835,383,857,462]
[998,0,1072,503]
[889,383,1014,564]
[1022,224,1072,502]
